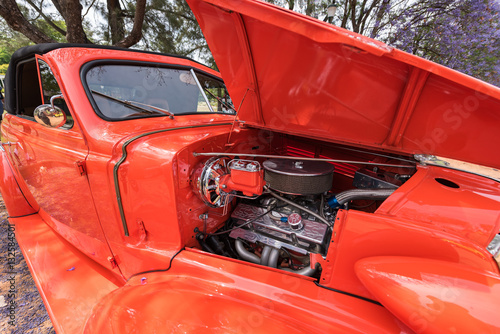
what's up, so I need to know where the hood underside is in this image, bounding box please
[188,0,500,169]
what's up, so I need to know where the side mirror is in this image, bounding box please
[34,94,66,128]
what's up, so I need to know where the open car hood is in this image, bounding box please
[188,0,500,169]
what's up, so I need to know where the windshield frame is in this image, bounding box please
[80,59,234,122]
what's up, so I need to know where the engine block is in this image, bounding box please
[229,203,329,255]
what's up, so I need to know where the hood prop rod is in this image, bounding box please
[192,152,416,169]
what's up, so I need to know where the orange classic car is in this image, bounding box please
[1,0,499,333]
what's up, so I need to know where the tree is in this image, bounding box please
[267,0,500,85]
[0,0,211,65]
[140,0,213,65]
[268,0,408,38]
[1,0,499,85]
[0,17,31,65]
[388,0,500,85]
[0,0,146,47]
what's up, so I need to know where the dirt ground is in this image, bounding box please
[0,194,55,334]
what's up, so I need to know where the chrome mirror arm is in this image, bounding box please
[50,94,64,109]
[34,94,67,128]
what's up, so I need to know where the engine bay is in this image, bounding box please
[189,139,416,278]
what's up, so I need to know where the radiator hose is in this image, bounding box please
[328,188,396,208]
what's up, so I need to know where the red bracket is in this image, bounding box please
[137,220,147,242]
[75,161,86,176]
[107,256,118,269]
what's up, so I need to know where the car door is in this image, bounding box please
[3,56,120,273]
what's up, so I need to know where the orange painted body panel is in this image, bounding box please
[84,249,412,333]
[322,208,498,300]
[320,166,500,300]
[1,112,119,272]
[356,257,500,333]
[0,147,36,217]
[0,1,499,332]
[188,0,500,170]
[11,214,123,333]
[377,166,500,246]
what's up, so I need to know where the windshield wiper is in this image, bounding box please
[91,90,174,119]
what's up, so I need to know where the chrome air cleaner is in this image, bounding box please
[263,159,334,195]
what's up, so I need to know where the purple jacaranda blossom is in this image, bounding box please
[387,0,500,86]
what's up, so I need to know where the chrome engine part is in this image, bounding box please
[328,188,396,208]
[193,157,265,208]
[229,202,329,255]
[194,154,404,277]
[263,159,334,195]
[194,156,232,208]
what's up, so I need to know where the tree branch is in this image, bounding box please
[341,0,350,28]
[350,0,358,32]
[151,8,196,22]
[50,0,65,19]
[26,0,67,37]
[0,0,55,43]
[115,0,146,48]
[107,0,125,45]
[83,0,99,19]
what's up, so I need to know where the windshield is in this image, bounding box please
[85,64,234,119]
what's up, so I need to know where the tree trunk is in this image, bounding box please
[107,0,125,45]
[59,0,89,43]
[0,0,54,44]
[350,0,359,33]
[115,0,147,48]
[305,0,314,17]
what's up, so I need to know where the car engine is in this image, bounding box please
[192,155,404,277]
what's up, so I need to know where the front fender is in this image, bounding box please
[84,275,311,334]
[0,145,37,217]
[83,250,412,333]
[356,256,500,334]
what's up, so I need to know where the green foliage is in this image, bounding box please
[0,48,10,65]
[0,19,32,63]
[0,64,8,74]
[2,0,498,85]
[139,0,214,67]
[35,19,67,43]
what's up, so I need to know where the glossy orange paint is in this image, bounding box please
[84,249,413,333]
[0,1,499,333]
[188,0,500,170]
[219,168,265,196]
[377,166,500,246]
[11,213,123,334]
[318,166,499,301]
[0,147,36,217]
[356,257,500,333]
[0,47,240,278]
[1,110,119,273]
[43,49,240,277]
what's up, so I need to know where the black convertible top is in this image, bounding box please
[4,43,196,114]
